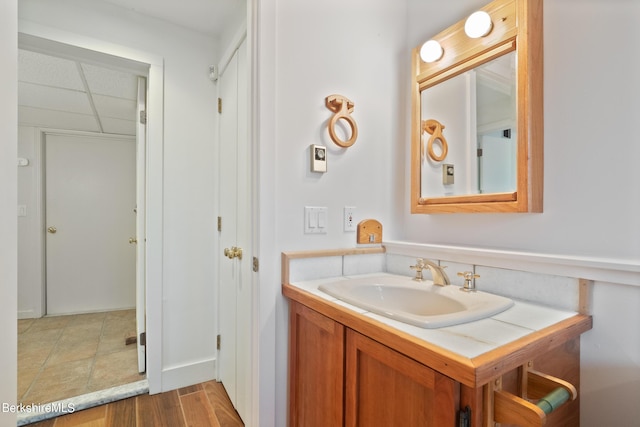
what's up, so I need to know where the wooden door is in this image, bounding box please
[289,302,344,427]
[45,132,136,315]
[345,329,457,427]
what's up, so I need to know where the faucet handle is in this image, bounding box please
[457,271,480,292]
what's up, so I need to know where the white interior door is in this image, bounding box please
[233,39,252,422]
[218,38,251,423]
[219,44,239,405]
[45,132,136,315]
[135,77,147,373]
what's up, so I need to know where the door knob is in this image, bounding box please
[224,246,243,260]
[47,226,57,234]
[129,237,138,244]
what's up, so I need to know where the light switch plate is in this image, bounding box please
[304,206,328,234]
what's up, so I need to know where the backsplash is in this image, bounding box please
[287,248,580,312]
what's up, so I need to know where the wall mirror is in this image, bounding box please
[411,0,543,213]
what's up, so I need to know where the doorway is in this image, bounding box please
[17,41,149,406]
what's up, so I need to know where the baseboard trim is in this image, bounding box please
[17,309,37,319]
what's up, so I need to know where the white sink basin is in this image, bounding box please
[319,275,514,328]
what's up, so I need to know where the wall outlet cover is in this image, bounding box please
[344,206,356,232]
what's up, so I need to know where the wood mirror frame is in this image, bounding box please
[411,0,543,213]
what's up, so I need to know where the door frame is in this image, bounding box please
[19,22,165,394]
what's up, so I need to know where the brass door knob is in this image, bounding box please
[129,237,137,244]
[47,226,57,234]
[224,246,243,260]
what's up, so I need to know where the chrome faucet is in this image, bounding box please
[410,258,450,286]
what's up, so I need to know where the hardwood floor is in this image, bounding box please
[26,380,244,427]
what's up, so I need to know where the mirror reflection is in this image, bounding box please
[420,51,516,198]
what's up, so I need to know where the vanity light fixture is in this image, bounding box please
[465,11,493,38]
[419,40,444,63]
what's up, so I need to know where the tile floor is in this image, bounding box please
[18,310,145,404]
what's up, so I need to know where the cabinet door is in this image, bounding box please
[289,302,345,427]
[345,329,457,427]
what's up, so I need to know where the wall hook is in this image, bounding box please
[325,94,358,148]
[422,119,448,162]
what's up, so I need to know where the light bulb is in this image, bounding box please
[420,40,443,63]
[465,11,493,38]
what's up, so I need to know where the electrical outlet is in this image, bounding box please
[344,206,356,232]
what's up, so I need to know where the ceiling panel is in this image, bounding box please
[19,106,101,133]
[18,49,139,136]
[18,82,94,114]
[101,117,136,135]
[81,63,139,99]
[92,95,137,120]
[18,49,85,91]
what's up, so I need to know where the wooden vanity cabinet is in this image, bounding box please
[345,329,457,426]
[288,301,344,427]
[288,301,455,427]
[288,300,584,427]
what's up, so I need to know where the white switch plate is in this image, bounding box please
[343,206,356,232]
[304,206,328,234]
[17,205,27,217]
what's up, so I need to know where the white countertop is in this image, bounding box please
[290,272,578,359]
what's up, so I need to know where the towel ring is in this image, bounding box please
[422,119,448,162]
[326,94,358,148]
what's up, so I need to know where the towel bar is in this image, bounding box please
[491,364,577,427]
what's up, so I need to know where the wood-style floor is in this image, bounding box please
[27,380,244,427]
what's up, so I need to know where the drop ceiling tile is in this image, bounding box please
[101,117,136,136]
[92,95,137,120]
[81,63,139,100]
[18,49,85,91]
[19,82,93,115]
[18,106,101,133]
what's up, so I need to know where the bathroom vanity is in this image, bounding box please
[282,250,592,427]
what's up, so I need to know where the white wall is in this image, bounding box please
[0,1,18,425]
[403,0,640,260]
[256,0,407,424]
[19,0,220,392]
[402,1,640,426]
